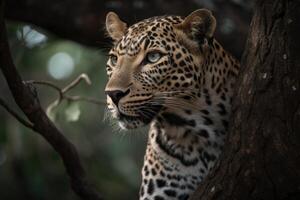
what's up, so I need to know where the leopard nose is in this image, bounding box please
[105,89,130,106]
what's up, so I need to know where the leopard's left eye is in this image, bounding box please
[146,52,162,64]
[109,55,118,66]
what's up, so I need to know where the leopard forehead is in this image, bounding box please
[111,16,184,55]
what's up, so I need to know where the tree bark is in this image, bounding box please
[191,0,300,199]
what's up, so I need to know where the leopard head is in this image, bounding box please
[104,9,216,129]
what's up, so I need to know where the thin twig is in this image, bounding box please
[0,97,34,128]
[62,73,91,93]
[26,74,106,116]
[28,80,63,95]
[65,95,106,105]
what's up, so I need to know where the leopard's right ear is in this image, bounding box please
[106,12,127,41]
[175,9,216,41]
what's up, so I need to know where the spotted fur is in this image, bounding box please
[104,9,240,200]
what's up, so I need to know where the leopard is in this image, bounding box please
[104,9,240,200]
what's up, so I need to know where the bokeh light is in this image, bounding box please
[47,52,75,80]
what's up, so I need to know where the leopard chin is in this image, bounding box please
[117,112,146,129]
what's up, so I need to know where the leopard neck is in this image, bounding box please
[139,86,231,199]
[148,86,230,168]
[202,39,240,95]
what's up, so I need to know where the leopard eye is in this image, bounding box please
[146,52,161,64]
[109,55,118,66]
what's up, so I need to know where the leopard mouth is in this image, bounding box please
[114,104,162,129]
[117,112,139,122]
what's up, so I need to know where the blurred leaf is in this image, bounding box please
[64,102,81,122]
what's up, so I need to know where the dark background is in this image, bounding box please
[0,0,253,199]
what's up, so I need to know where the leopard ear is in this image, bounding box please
[175,9,216,40]
[106,12,127,41]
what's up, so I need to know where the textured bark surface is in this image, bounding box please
[191,0,300,199]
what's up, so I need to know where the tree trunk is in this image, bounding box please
[191,0,300,199]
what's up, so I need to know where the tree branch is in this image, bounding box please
[62,73,91,93]
[64,95,106,106]
[0,97,34,129]
[27,74,106,117]
[29,80,63,95]
[0,1,102,199]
